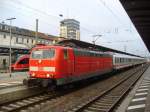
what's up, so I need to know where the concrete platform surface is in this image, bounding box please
[116,65,150,112]
[0,72,29,89]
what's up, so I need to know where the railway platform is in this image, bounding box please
[0,72,28,89]
[116,64,150,112]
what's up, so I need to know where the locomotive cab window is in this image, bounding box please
[31,48,55,59]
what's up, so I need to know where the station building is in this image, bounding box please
[0,23,63,70]
[60,19,80,40]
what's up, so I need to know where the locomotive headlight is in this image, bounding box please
[38,59,41,63]
[46,74,50,78]
[46,74,54,78]
[32,73,35,77]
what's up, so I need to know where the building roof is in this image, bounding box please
[0,23,58,41]
[57,39,143,57]
[60,19,80,24]
[120,0,150,52]
[0,45,29,55]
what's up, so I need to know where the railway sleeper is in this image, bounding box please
[9,104,21,108]
[22,100,33,104]
[91,104,110,108]
[1,106,13,111]
[86,106,109,112]
[98,98,114,102]
[102,96,119,100]
[95,102,113,106]
[16,102,27,106]
[99,99,117,104]
[104,95,119,98]
[27,98,39,102]
[97,100,114,104]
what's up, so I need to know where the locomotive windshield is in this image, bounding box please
[31,48,55,59]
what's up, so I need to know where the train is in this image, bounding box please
[11,55,29,71]
[11,44,47,72]
[23,45,146,87]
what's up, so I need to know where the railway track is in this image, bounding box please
[0,92,56,112]
[68,64,149,112]
[0,82,85,112]
[0,88,72,112]
[0,64,148,112]
[0,83,23,90]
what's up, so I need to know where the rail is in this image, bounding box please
[69,64,149,112]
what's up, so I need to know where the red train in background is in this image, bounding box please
[23,45,145,87]
[11,44,46,72]
[11,55,29,71]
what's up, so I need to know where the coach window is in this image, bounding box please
[64,49,68,59]
[116,58,119,63]
[115,58,117,63]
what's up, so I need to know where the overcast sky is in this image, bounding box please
[0,0,149,56]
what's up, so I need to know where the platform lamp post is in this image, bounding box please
[59,14,65,40]
[35,19,39,45]
[59,14,63,18]
[6,17,16,77]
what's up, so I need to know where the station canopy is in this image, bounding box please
[120,0,150,51]
[0,45,29,55]
[57,39,143,57]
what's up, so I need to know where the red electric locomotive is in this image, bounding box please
[25,45,113,87]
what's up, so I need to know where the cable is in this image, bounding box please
[98,0,125,26]
[104,39,139,43]
[6,0,60,20]
[1,5,56,28]
[4,0,98,35]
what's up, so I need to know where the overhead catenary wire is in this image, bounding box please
[5,0,124,35]
[4,0,98,36]
[98,0,125,26]
[4,0,61,28]
[0,4,58,32]
[6,0,61,20]
[3,0,138,40]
